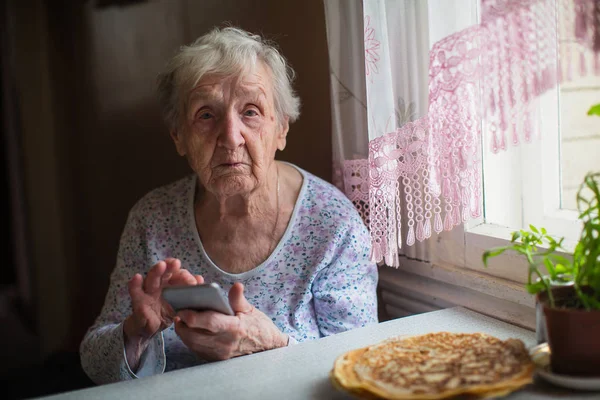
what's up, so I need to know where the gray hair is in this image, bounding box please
[156,27,301,131]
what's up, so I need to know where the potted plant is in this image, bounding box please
[482,171,600,377]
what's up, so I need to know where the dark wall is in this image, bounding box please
[11,0,331,354]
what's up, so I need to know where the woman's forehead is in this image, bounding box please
[189,81,267,100]
[188,63,273,101]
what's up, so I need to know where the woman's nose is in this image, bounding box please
[217,113,245,149]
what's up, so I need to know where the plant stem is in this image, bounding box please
[535,268,555,308]
[575,284,590,310]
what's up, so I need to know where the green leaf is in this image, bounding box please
[551,273,574,284]
[511,231,521,242]
[543,258,556,278]
[549,254,570,265]
[482,248,508,266]
[529,224,539,233]
[554,264,569,274]
[526,281,546,295]
[588,104,600,117]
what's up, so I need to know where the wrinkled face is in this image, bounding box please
[171,62,289,198]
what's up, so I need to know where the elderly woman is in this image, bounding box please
[80,27,378,384]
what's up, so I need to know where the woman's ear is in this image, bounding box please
[276,117,290,151]
[170,129,186,156]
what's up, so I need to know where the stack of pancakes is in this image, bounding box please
[331,332,534,399]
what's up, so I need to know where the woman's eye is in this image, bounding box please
[197,110,213,120]
[244,109,258,117]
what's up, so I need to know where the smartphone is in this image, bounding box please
[162,283,234,316]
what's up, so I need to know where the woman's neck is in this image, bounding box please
[196,162,279,223]
[193,162,302,273]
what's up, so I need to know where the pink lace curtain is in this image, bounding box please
[325,0,600,267]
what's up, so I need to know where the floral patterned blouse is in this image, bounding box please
[80,164,378,384]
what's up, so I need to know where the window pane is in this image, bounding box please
[560,74,600,211]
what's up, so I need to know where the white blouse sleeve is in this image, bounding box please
[79,208,167,384]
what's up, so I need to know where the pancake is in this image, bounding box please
[331,332,534,399]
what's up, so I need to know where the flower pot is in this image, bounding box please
[537,286,600,377]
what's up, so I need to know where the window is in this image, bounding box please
[375,0,600,328]
[479,38,599,249]
[560,75,600,211]
[430,2,599,285]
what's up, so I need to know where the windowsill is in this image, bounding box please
[466,221,578,253]
[379,259,536,330]
[458,221,576,286]
[386,222,577,331]
[466,222,517,242]
[462,223,530,283]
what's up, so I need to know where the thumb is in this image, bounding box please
[228,282,254,314]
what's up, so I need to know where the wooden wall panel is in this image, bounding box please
[13,0,72,355]
[67,0,191,343]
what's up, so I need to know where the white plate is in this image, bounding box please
[530,343,600,391]
[536,368,600,391]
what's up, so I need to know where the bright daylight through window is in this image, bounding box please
[560,75,600,211]
[480,5,599,247]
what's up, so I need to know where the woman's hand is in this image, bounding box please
[123,258,203,370]
[174,282,288,361]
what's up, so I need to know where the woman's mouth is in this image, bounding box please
[216,162,249,170]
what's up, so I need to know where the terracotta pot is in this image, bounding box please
[537,286,600,377]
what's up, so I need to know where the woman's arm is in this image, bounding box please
[312,218,379,336]
[79,209,166,384]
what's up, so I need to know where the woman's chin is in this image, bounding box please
[209,174,255,197]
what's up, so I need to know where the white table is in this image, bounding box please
[37,307,599,399]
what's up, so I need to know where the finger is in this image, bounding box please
[195,275,205,285]
[228,282,254,314]
[144,261,167,293]
[164,258,182,274]
[174,320,207,343]
[161,259,183,287]
[168,269,199,286]
[128,274,145,303]
[174,321,232,361]
[160,271,173,287]
[177,309,230,333]
[174,320,190,340]
[162,266,189,287]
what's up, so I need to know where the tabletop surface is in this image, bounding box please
[37,307,599,400]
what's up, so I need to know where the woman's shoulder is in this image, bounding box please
[127,175,194,220]
[296,167,367,234]
[301,169,356,209]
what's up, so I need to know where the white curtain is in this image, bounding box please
[324,0,369,195]
[325,0,478,265]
